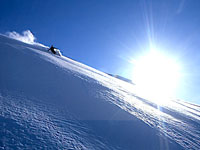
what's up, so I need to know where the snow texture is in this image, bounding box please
[0,34,200,150]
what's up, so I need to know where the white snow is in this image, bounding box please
[6,30,47,47]
[0,34,200,150]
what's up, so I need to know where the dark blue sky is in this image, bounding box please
[1,0,200,104]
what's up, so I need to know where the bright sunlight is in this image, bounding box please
[132,49,181,105]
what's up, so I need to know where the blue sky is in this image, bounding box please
[1,0,200,104]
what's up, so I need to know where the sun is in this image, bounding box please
[132,49,181,105]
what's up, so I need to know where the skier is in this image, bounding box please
[48,45,56,54]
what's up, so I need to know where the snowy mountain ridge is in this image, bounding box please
[0,34,200,149]
[107,74,134,85]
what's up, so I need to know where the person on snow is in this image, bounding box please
[48,45,56,54]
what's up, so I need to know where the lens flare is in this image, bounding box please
[132,49,181,105]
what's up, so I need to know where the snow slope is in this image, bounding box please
[0,34,200,150]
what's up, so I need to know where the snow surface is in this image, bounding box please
[0,34,200,150]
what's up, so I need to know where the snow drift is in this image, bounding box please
[0,34,200,150]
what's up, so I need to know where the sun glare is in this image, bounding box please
[132,49,181,105]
